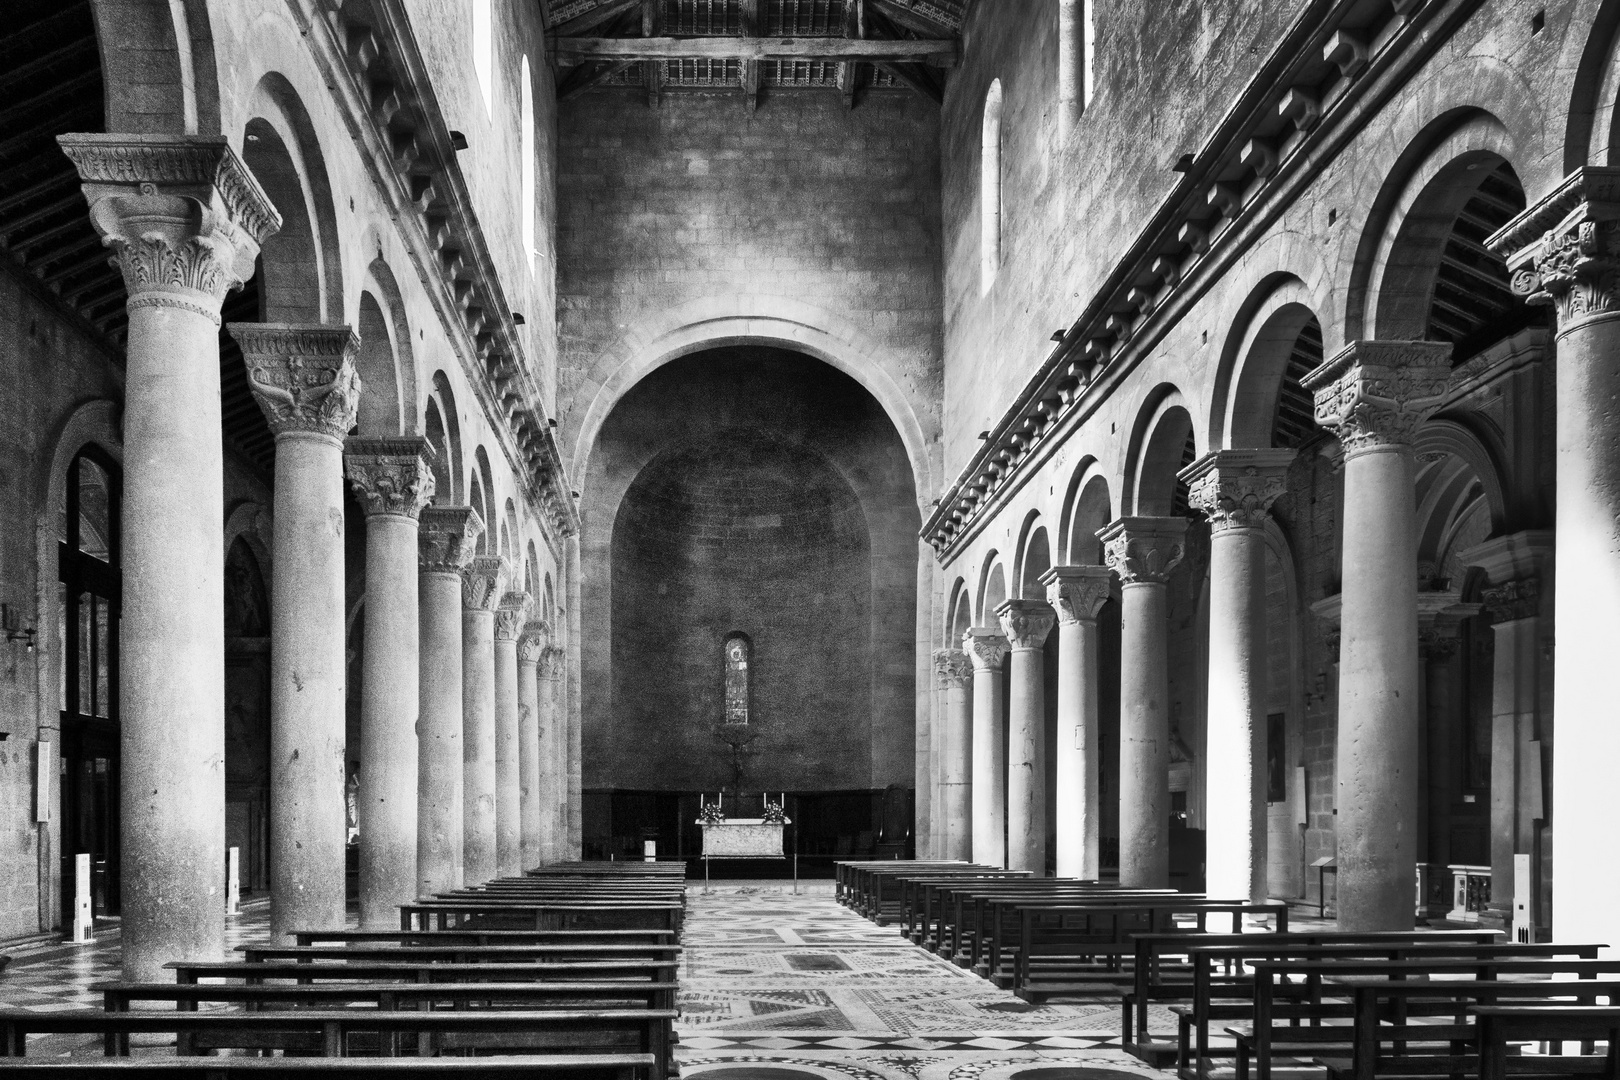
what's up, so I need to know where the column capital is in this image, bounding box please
[345,437,436,520]
[1180,448,1295,532]
[540,644,567,680]
[56,134,281,321]
[229,324,361,441]
[419,506,483,575]
[519,620,551,664]
[461,555,507,612]
[1415,591,1482,647]
[996,598,1056,651]
[1487,166,1620,329]
[495,591,533,642]
[1098,516,1188,585]
[933,648,973,689]
[961,627,1010,671]
[1300,340,1452,457]
[1042,564,1112,624]
[1482,578,1541,623]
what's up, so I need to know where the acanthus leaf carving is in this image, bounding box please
[961,628,1010,671]
[461,556,507,612]
[932,648,973,689]
[996,598,1056,651]
[1180,449,1295,533]
[494,591,533,642]
[345,437,437,519]
[418,506,483,574]
[519,620,550,664]
[1300,340,1452,456]
[1041,565,1113,624]
[1099,516,1188,585]
[231,324,363,440]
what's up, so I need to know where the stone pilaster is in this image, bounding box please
[58,134,280,982]
[417,506,482,896]
[1183,449,1293,914]
[460,556,506,887]
[518,621,549,871]
[493,591,532,878]
[933,649,973,862]
[345,437,435,929]
[1301,339,1451,930]
[1043,565,1112,880]
[963,628,1011,867]
[998,599,1057,875]
[1099,516,1187,888]
[231,324,362,943]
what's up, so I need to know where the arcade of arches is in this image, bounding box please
[3,0,1620,993]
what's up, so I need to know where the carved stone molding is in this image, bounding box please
[961,627,1010,671]
[418,506,483,575]
[996,598,1057,651]
[1180,448,1295,532]
[461,555,507,612]
[1483,578,1541,624]
[56,134,281,320]
[519,620,550,664]
[1300,340,1453,456]
[495,591,533,641]
[1099,516,1188,585]
[1042,564,1113,624]
[345,437,436,519]
[1488,166,1620,329]
[229,324,362,441]
[933,648,973,689]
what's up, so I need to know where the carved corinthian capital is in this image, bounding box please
[1300,340,1452,457]
[1041,564,1112,624]
[1099,516,1187,585]
[1487,166,1620,328]
[933,648,973,689]
[418,506,483,575]
[540,645,567,681]
[520,620,550,664]
[495,591,533,642]
[229,324,362,441]
[997,598,1056,651]
[461,556,507,612]
[345,437,436,519]
[1180,448,1295,533]
[56,134,282,322]
[961,627,1010,671]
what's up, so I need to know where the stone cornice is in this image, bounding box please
[1180,448,1295,533]
[230,323,362,441]
[345,436,436,519]
[418,505,483,574]
[295,0,578,538]
[922,0,1483,560]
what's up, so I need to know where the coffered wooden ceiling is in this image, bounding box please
[543,0,964,106]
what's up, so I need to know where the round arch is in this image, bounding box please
[1564,0,1620,170]
[1058,461,1112,566]
[355,256,415,436]
[1014,512,1050,599]
[1123,385,1196,517]
[1211,275,1323,450]
[426,372,464,505]
[976,553,1008,626]
[944,577,970,641]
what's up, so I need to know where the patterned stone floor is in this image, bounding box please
[677,884,1175,1080]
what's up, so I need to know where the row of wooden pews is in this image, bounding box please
[0,861,687,1080]
[838,860,1620,1079]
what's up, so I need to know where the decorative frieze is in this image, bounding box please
[345,437,436,519]
[1300,340,1453,456]
[933,648,973,690]
[1099,517,1188,585]
[1180,449,1295,532]
[961,628,1010,671]
[418,506,483,575]
[996,599,1056,652]
[1488,166,1620,328]
[461,556,507,612]
[1042,564,1112,624]
[230,324,362,441]
[495,591,533,642]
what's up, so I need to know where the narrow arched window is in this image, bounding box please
[981,80,1004,295]
[723,633,751,725]
[1058,0,1093,139]
[472,0,494,115]
[521,55,536,272]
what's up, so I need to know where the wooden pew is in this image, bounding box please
[834,861,981,911]
[291,930,676,948]
[98,979,678,1013]
[398,901,683,934]
[1475,1006,1620,1080]
[167,959,678,987]
[934,884,1177,971]
[0,1060,654,1079]
[893,873,1036,945]
[241,944,680,965]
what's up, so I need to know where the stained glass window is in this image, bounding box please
[723,633,750,725]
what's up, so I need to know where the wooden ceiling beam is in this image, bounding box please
[552,0,641,37]
[866,0,960,35]
[554,35,958,66]
[557,59,636,101]
[641,0,663,107]
[877,61,943,105]
[738,0,761,110]
[837,0,864,110]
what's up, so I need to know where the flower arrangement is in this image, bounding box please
[697,801,726,825]
[761,801,788,824]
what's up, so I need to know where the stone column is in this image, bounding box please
[998,599,1057,875]
[963,628,1011,867]
[1181,450,1294,908]
[417,507,482,896]
[932,649,974,861]
[1042,565,1113,880]
[1415,599,1471,913]
[232,324,362,942]
[58,134,279,980]
[1463,531,1552,925]
[1491,172,1620,943]
[1301,339,1451,930]
[345,440,435,929]
[537,645,566,864]
[494,591,531,878]
[565,536,583,859]
[518,621,548,871]
[1099,516,1188,889]
[460,556,505,887]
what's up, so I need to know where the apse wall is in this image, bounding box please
[583,347,919,795]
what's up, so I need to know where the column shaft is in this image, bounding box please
[999,599,1055,875]
[493,592,529,878]
[1044,565,1113,881]
[1118,580,1170,887]
[964,629,1010,868]
[537,648,565,864]
[933,650,973,862]
[518,624,545,871]
[1205,526,1267,903]
[460,591,498,886]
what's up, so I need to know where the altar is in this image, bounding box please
[696,795,796,889]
